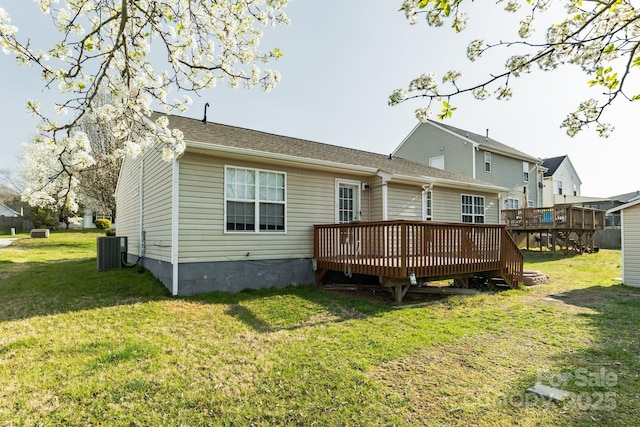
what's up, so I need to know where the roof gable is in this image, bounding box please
[609,190,640,203]
[158,113,504,192]
[541,155,566,177]
[426,121,541,163]
[607,197,640,214]
[0,203,19,217]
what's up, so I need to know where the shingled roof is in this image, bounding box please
[159,113,504,192]
[430,121,540,164]
[541,155,567,177]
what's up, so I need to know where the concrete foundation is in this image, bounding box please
[136,255,315,295]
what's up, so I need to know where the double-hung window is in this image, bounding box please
[523,162,530,182]
[225,166,286,232]
[484,151,491,173]
[461,194,485,223]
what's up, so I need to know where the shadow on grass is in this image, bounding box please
[188,284,393,333]
[512,284,640,424]
[0,258,171,322]
[1,255,393,332]
[522,250,582,264]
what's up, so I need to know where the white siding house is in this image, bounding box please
[115,113,508,296]
[608,199,640,287]
[541,155,583,206]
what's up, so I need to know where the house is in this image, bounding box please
[392,121,544,212]
[607,199,640,287]
[115,114,514,296]
[585,191,640,227]
[0,202,19,217]
[540,155,583,206]
[0,202,25,233]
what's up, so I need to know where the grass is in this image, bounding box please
[1,230,639,425]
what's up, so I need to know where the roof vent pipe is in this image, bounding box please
[202,102,209,124]
[485,129,489,142]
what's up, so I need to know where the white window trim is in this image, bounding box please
[422,189,433,221]
[429,155,445,170]
[335,179,362,223]
[484,151,491,173]
[224,165,287,234]
[461,194,485,223]
[523,161,530,183]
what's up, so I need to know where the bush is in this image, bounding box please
[95,218,112,229]
[105,228,116,236]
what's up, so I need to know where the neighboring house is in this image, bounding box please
[81,213,114,229]
[0,202,19,217]
[115,114,508,296]
[607,199,640,287]
[0,202,25,232]
[392,121,544,212]
[540,155,584,206]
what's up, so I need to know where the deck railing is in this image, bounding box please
[314,220,523,288]
[502,205,606,230]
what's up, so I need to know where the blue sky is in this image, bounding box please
[0,1,636,198]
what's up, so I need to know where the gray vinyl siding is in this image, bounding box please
[622,205,640,287]
[394,124,473,177]
[432,188,499,224]
[387,183,423,220]
[114,147,173,261]
[177,152,371,263]
[367,176,384,221]
[395,122,541,207]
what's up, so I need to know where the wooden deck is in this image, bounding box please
[502,205,606,253]
[313,220,523,303]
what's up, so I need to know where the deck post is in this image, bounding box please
[391,284,410,304]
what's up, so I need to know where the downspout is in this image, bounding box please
[382,183,388,221]
[471,141,480,180]
[171,156,180,296]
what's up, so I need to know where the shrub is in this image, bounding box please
[105,228,116,236]
[95,218,112,229]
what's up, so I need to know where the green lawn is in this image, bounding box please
[1,230,638,426]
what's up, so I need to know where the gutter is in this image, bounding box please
[391,174,507,193]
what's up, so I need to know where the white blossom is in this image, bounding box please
[442,70,462,83]
[466,39,484,62]
[393,0,636,138]
[2,0,291,211]
[472,87,490,100]
[415,107,432,123]
[388,88,408,106]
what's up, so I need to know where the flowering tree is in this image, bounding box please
[390,0,640,137]
[1,0,289,214]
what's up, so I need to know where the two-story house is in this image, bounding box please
[540,155,583,206]
[392,121,544,213]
